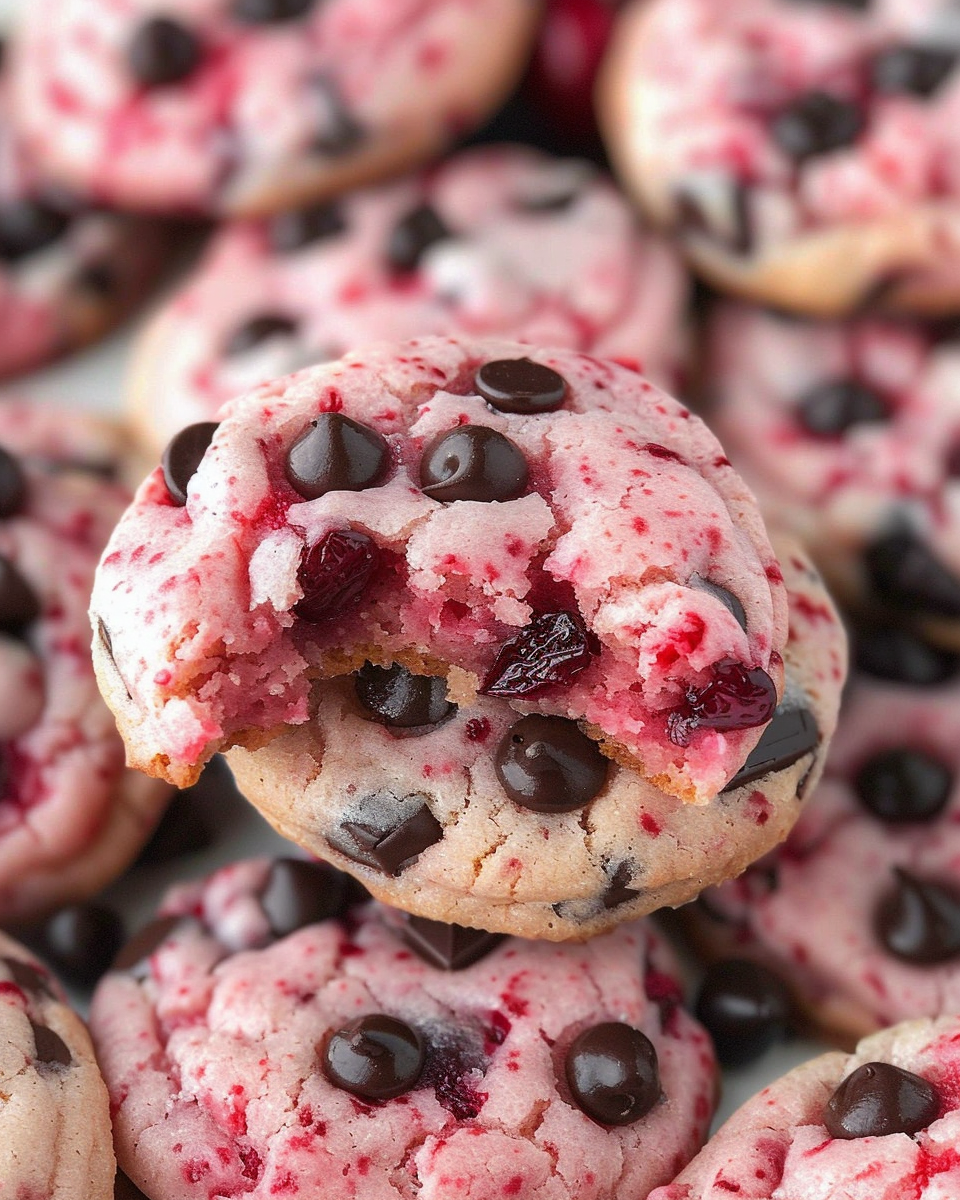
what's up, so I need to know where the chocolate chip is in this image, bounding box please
[323,1014,425,1100]
[864,530,960,618]
[355,663,455,730]
[386,203,452,273]
[674,179,752,255]
[0,200,71,262]
[721,706,819,792]
[1,956,54,999]
[96,618,131,700]
[311,76,365,156]
[135,791,213,867]
[161,421,219,507]
[495,715,608,813]
[295,529,380,622]
[689,575,748,631]
[268,202,347,253]
[474,359,568,415]
[224,313,299,356]
[286,413,390,500]
[0,555,40,634]
[796,378,889,436]
[515,188,580,213]
[772,92,864,161]
[872,45,958,98]
[401,916,504,970]
[823,1062,940,1139]
[875,869,960,963]
[128,17,202,87]
[481,610,598,698]
[75,261,117,298]
[0,446,26,518]
[232,0,316,22]
[565,1023,660,1126]
[37,904,126,989]
[30,1021,72,1069]
[261,859,351,936]
[695,960,792,1068]
[602,862,641,910]
[112,916,189,977]
[419,426,528,503]
[337,803,443,875]
[855,748,952,823]
[853,626,960,686]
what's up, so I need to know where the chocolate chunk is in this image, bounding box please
[38,904,126,989]
[268,202,347,253]
[515,188,580,213]
[855,748,951,823]
[695,960,792,1068]
[602,862,641,910]
[224,313,298,356]
[0,446,26,518]
[311,76,365,155]
[864,530,960,618]
[674,179,752,255]
[772,91,864,161]
[112,916,190,977]
[128,17,202,87]
[872,45,958,99]
[323,1014,425,1100]
[796,378,889,436]
[286,413,390,500]
[481,610,598,698]
[337,803,443,875]
[495,715,608,813]
[721,706,819,792]
[0,199,71,262]
[75,261,117,298]
[565,1022,661,1126]
[161,421,219,507]
[689,575,748,631]
[853,625,960,687]
[261,859,351,936]
[0,554,40,633]
[875,869,960,963]
[355,663,456,730]
[30,1021,72,1069]
[1,956,54,998]
[386,203,452,272]
[401,916,504,970]
[295,529,380,622]
[823,1062,940,1139]
[232,0,315,22]
[475,358,568,415]
[419,426,528,503]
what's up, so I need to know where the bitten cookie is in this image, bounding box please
[89,856,718,1200]
[0,929,115,1199]
[705,305,960,648]
[600,0,960,316]
[12,0,542,217]
[0,402,172,920]
[650,1016,960,1200]
[128,144,688,454]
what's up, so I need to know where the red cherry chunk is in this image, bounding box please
[480,610,598,698]
[295,530,379,623]
[668,660,777,747]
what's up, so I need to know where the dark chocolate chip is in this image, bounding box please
[495,714,608,813]
[311,76,365,156]
[565,1022,661,1126]
[232,0,315,23]
[796,378,889,437]
[401,916,504,970]
[30,1021,72,1069]
[823,1062,940,1139]
[1,956,54,999]
[128,17,202,87]
[322,1014,425,1100]
[294,529,380,622]
[853,625,960,687]
[386,203,452,273]
[947,441,960,478]
[419,426,528,503]
[772,91,864,161]
[286,413,390,500]
[75,261,117,298]
[872,44,958,99]
[268,202,347,253]
[224,313,299,356]
[474,358,568,415]
[354,663,456,730]
[514,188,580,213]
[602,862,641,910]
[0,200,71,262]
[0,554,41,633]
[0,446,27,518]
[689,575,748,631]
[96,618,131,700]
[721,706,819,792]
[135,791,213,866]
[855,748,952,823]
[338,804,443,875]
[38,904,126,989]
[695,960,792,1068]
[674,180,752,255]
[161,421,219,507]
[875,869,960,964]
[864,530,960,618]
[260,858,351,937]
[112,915,189,977]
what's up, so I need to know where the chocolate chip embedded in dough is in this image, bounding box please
[823,1062,940,1139]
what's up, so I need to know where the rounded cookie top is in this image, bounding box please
[11,0,542,217]
[89,856,717,1200]
[93,335,789,801]
[650,1015,960,1200]
[129,144,688,452]
[0,929,115,1199]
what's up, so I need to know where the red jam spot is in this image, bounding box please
[294,530,379,623]
[503,1177,524,1196]
[641,813,661,836]
[480,610,598,698]
[643,443,685,463]
[667,660,777,747]
[484,1011,511,1052]
[464,717,491,742]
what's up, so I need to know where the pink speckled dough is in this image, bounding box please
[600,0,960,314]
[0,403,172,920]
[650,1016,960,1200]
[129,144,688,453]
[89,857,718,1200]
[11,0,542,217]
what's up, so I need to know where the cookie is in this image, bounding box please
[12,0,542,218]
[705,305,960,648]
[128,144,688,454]
[686,625,960,1046]
[0,929,115,1199]
[599,0,960,316]
[89,856,718,1200]
[650,1015,960,1200]
[0,402,172,920]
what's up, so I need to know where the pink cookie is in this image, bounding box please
[128,144,688,453]
[0,402,172,920]
[705,304,960,647]
[600,0,960,315]
[651,1015,960,1200]
[89,856,718,1200]
[12,0,542,218]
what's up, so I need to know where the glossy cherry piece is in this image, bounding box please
[668,660,778,748]
[565,1022,661,1126]
[295,529,380,623]
[481,610,598,698]
[323,1014,425,1100]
